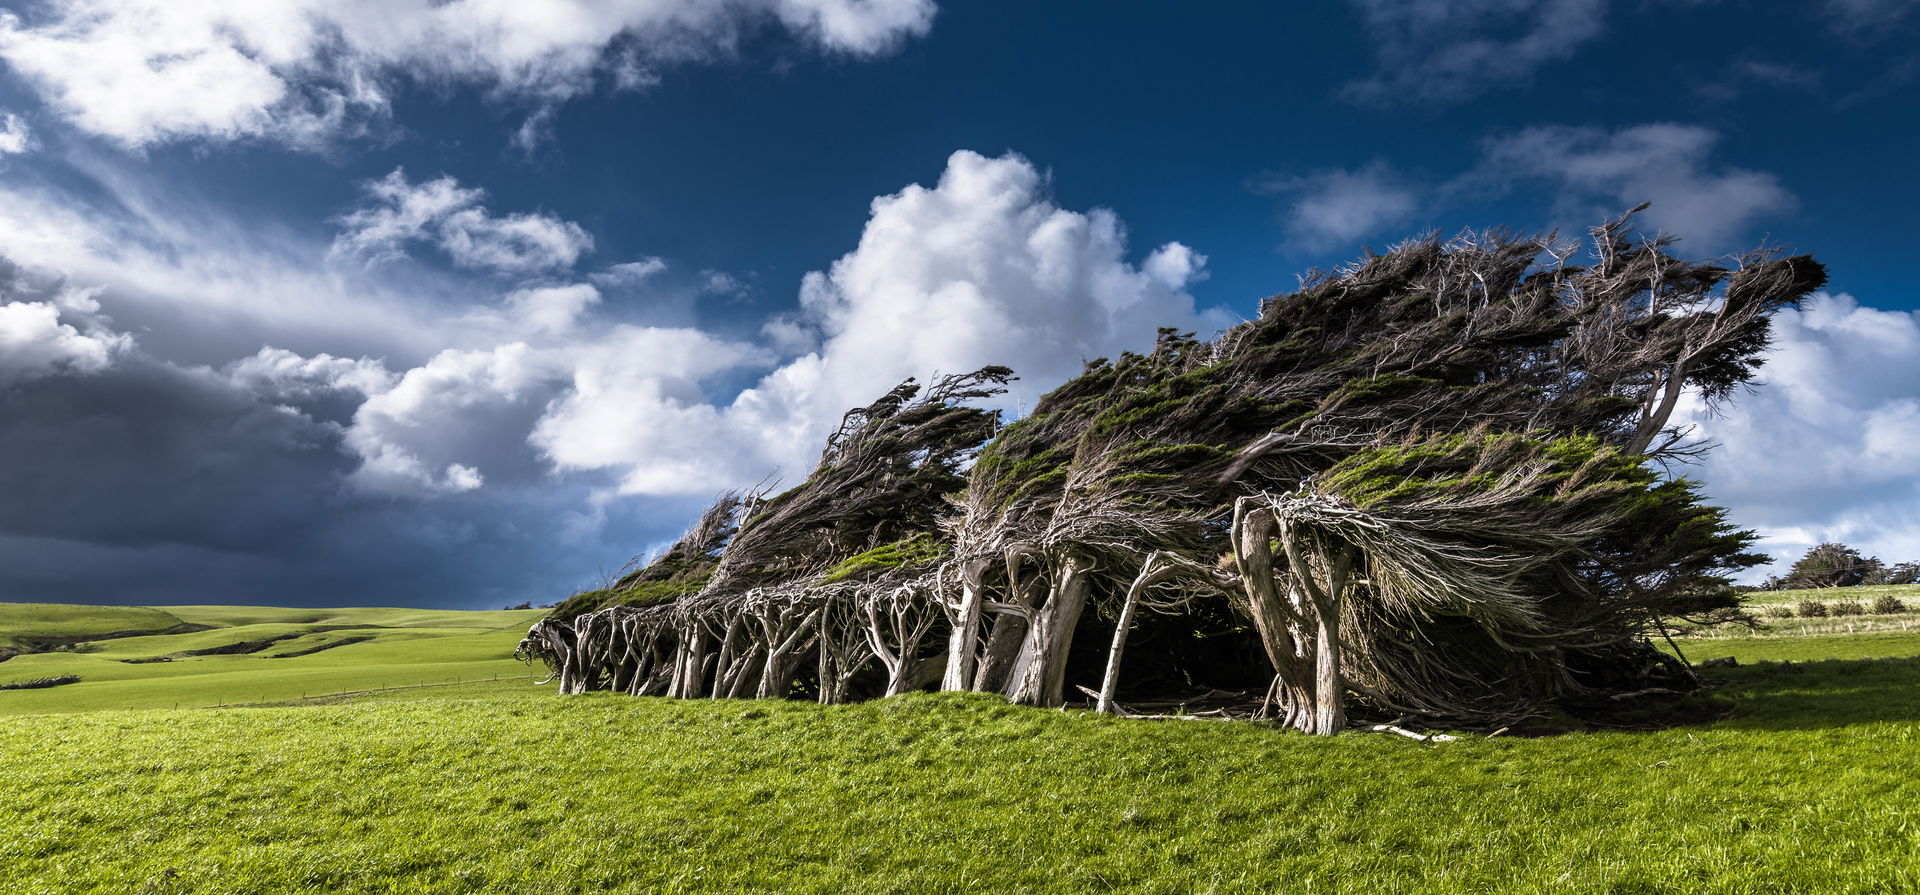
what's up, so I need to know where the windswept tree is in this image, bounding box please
[1228,431,1761,732]
[523,210,1824,734]
[1779,542,1882,589]
[937,213,1812,725]
[520,367,1014,700]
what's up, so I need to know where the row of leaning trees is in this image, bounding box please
[519,212,1825,734]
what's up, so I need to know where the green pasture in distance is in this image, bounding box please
[1689,630,1920,665]
[3,653,1918,894]
[0,603,187,647]
[161,605,543,629]
[1673,583,1920,650]
[0,603,545,715]
[1740,582,1920,609]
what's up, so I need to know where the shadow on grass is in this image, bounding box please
[1708,655,1920,731]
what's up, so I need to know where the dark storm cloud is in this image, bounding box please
[0,358,345,551]
[0,348,692,608]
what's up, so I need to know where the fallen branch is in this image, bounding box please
[1369,723,1460,743]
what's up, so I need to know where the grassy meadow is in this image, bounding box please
[2,595,1918,893]
[1673,583,1920,662]
[0,603,544,715]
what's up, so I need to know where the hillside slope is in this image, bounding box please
[0,603,544,715]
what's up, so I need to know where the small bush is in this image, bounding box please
[1871,595,1907,614]
[1830,601,1866,617]
[1767,605,1796,619]
[1796,600,1829,618]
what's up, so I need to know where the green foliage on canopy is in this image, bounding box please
[822,533,950,584]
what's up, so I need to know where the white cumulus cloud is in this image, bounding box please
[505,283,603,335]
[345,343,565,495]
[1143,242,1208,289]
[338,326,769,497]
[0,298,130,384]
[534,149,1231,496]
[333,169,594,274]
[531,328,773,495]
[0,0,936,149]
[225,346,396,399]
[1676,293,1920,576]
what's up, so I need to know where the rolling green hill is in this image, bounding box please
[0,603,197,649]
[0,603,545,715]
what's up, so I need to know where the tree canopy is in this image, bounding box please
[520,212,1825,734]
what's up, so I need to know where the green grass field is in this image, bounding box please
[1672,582,1920,650]
[0,603,544,715]
[3,599,1917,893]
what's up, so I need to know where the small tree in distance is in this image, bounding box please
[1780,542,1880,589]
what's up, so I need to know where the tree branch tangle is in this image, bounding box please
[520,211,1822,734]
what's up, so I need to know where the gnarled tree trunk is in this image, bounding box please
[1002,555,1092,707]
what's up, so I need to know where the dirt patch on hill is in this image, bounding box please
[177,633,312,657]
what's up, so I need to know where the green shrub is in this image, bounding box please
[1872,595,1907,614]
[1767,604,1796,619]
[1796,600,1829,618]
[1830,600,1866,617]
[0,674,80,691]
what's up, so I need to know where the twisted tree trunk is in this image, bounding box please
[1003,555,1092,707]
[1230,497,1357,735]
[1096,552,1176,714]
[755,606,821,699]
[941,558,992,691]
[971,549,1042,693]
[865,586,941,697]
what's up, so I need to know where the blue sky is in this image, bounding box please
[1,0,1916,607]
